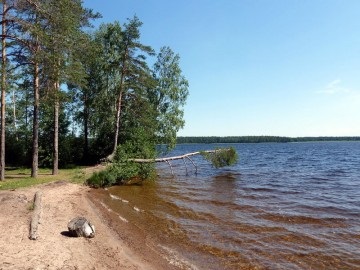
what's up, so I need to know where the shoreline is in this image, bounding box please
[0,181,178,270]
[87,187,185,270]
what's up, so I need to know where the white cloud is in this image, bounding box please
[318,79,352,95]
[327,79,341,88]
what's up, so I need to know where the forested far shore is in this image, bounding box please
[177,136,360,144]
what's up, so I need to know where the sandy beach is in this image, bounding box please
[0,181,178,270]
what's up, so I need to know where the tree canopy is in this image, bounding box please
[0,1,190,183]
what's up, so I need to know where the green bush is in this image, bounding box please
[86,161,155,188]
[201,147,238,168]
[86,130,156,188]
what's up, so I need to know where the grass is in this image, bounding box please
[27,201,35,211]
[0,167,87,191]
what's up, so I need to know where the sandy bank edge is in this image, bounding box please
[0,181,176,270]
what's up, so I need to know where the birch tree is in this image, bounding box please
[151,46,189,152]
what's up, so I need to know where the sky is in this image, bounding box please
[83,0,360,137]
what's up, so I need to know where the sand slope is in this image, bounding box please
[0,181,167,270]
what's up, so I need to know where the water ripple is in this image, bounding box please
[105,142,360,269]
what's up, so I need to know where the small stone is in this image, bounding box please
[67,216,95,238]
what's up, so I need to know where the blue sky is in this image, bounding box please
[83,0,360,137]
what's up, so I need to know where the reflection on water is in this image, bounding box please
[92,142,360,269]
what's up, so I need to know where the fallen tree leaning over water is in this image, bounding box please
[87,147,238,188]
[129,147,238,174]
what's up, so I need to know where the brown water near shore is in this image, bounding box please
[90,142,360,269]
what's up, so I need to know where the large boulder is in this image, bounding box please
[67,216,95,238]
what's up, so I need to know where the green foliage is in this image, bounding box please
[115,134,156,180]
[86,127,156,188]
[1,3,189,182]
[201,147,238,168]
[5,132,30,166]
[86,159,153,188]
[86,168,116,188]
[37,102,72,168]
[150,46,189,152]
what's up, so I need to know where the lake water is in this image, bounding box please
[95,142,360,269]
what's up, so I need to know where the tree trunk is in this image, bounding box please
[111,49,128,157]
[129,150,217,163]
[128,148,237,174]
[31,61,39,178]
[83,93,89,163]
[112,90,122,154]
[29,191,42,240]
[12,89,17,140]
[0,1,7,181]
[52,81,59,175]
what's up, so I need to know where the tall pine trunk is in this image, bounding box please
[83,93,89,163]
[0,1,7,181]
[31,61,39,178]
[52,81,59,175]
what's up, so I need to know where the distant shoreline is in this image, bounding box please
[177,136,360,144]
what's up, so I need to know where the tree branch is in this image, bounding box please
[129,150,220,163]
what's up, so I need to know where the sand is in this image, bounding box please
[0,181,177,270]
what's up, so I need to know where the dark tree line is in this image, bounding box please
[0,0,189,181]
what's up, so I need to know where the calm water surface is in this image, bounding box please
[97,142,360,269]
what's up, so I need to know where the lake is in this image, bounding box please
[93,142,360,269]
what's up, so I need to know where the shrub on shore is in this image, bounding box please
[86,140,156,188]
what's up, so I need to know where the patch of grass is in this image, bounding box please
[27,201,35,211]
[0,167,88,190]
[70,168,87,184]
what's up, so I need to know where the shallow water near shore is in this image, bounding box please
[92,142,360,269]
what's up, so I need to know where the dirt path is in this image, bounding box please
[0,181,169,270]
